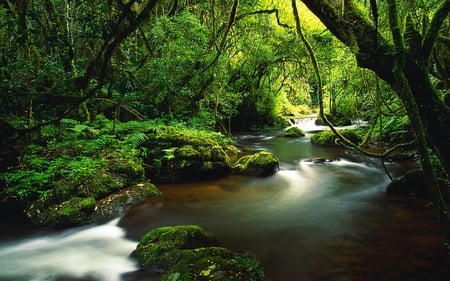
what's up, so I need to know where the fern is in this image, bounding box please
[125,132,149,148]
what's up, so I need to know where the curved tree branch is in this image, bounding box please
[292,0,361,151]
[422,0,450,60]
[7,0,159,137]
[201,0,239,74]
[300,0,396,84]
[237,9,291,28]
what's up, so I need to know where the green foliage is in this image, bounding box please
[372,115,412,144]
[1,116,146,213]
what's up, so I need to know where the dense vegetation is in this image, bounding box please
[0,0,448,256]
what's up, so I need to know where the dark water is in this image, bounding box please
[0,123,448,281]
[119,132,448,281]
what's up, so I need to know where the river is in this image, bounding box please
[0,121,447,281]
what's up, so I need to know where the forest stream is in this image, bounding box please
[0,119,448,281]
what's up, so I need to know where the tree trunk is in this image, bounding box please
[300,0,450,176]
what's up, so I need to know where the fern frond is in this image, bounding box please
[125,132,149,148]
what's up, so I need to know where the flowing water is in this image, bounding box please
[0,120,448,281]
[0,218,137,281]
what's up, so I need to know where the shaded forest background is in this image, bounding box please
[1,0,417,137]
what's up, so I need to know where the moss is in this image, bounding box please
[175,145,202,160]
[232,151,279,176]
[105,150,145,181]
[210,145,231,164]
[132,225,220,269]
[90,182,161,223]
[39,196,96,228]
[148,142,232,182]
[132,225,268,281]
[164,248,266,281]
[280,127,305,138]
[83,173,124,198]
[137,125,236,182]
[311,130,361,147]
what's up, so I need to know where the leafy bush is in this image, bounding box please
[372,115,412,144]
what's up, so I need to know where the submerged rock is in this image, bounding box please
[304,157,340,164]
[131,225,268,281]
[232,151,279,176]
[386,169,427,197]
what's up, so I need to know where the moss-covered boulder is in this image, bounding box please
[310,130,362,147]
[90,181,160,223]
[232,151,279,176]
[139,126,236,182]
[132,225,220,269]
[131,225,268,281]
[280,126,305,138]
[34,196,96,228]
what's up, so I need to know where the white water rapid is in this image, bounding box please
[0,218,138,281]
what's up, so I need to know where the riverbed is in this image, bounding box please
[0,128,448,281]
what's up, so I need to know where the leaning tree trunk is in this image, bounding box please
[299,0,450,177]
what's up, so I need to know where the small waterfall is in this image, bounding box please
[288,116,368,133]
[288,117,328,133]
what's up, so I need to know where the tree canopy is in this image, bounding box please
[0,1,448,221]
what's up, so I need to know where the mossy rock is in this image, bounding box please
[386,169,428,197]
[132,225,268,281]
[149,145,232,183]
[310,130,361,147]
[138,126,236,182]
[90,181,161,223]
[175,145,202,160]
[81,173,125,198]
[132,225,220,270]
[110,159,145,181]
[232,151,279,176]
[33,196,96,228]
[102,150,146,181]
[280,127,305,138]
[164,247,267,281]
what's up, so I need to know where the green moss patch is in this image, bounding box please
[280,126,305,138]
[232,151,279,176]
[138,126,236,182]
[310,130,362,147]
[37,196,96,228]
[132,225,267,281]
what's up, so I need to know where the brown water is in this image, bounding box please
[0,128,448,281]
[119,132,449,281]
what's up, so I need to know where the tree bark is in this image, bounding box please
[300,0,450,176]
